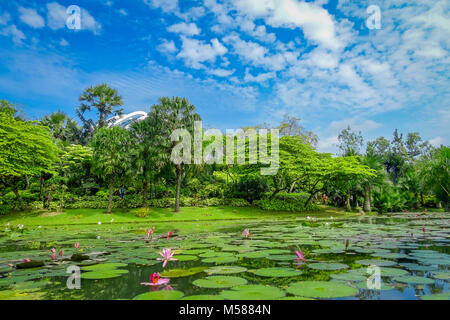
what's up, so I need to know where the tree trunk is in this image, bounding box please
[175,165,182,212]
[363,185,371,212]
[14,189,24,209]
[420,192,424,207]
[345,191,351,211]
[289,180,297,193]
[107,176,114,214]
[142,180,148,207]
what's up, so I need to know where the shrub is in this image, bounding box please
[224,198,250,207]
[198,198,224,207]
[253,198,319,212]
[135,207,150,218]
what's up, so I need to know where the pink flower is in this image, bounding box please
[141,273,170,286]
[422,226,426,232]
[146,227,155,240]
[59,250,64,257]
[23,258,31,263]
[74,243,80,250]
[157,248,178,268]
[50,248,56,254]
[166,231,174,239]
[51,253,56,261]
[242,229,250,238]
[294,250,306,262]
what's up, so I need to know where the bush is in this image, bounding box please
[0,204,11,215]
[198,198,224,207]
[224,198,250,207]
[253,198,319,212]
[135,207,150,218]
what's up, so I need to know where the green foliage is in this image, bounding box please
[254,198,319,212]
[135,207,150,218]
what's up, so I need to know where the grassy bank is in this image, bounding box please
[0,205,355,226]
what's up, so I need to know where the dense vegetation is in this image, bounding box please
[0,85,448,215]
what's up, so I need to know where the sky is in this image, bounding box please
[0,0,448,154]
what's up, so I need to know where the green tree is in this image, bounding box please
[130,113,168,207]
[0,104,60,208]
[421,146,449,211]
[337,125,364,156]
[151,97,201,212]
[77,84,124,139]
[41,111,83,146]
[91,127,133,213]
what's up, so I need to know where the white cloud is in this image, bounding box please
[144,0,179,14]
[0,25,26,45]
[207,68,235,77]
[0,12,10,26]
[231,0,342,50]
[118,9,128,17]
[167,22,201,36]
[317,135,338,153]
[59,38,69,46]
[177,36,228,69]
[429,136,444,147]
[244,69,276,84]
[18,7,45,29]
[46,2,102,34]
[157,39,177,54]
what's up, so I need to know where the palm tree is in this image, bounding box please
[151,97,201,212]
[130,112,168,207]
[77,84,123,137]
[91,127,133,213]
[361,152,387,212]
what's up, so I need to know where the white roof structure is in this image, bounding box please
[106,111,148,129]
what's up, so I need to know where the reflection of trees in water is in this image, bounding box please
[358,288,381,300]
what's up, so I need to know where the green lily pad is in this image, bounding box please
[81,269,128,279]
[432,271,450,280]
[237,251,268,259]
[81,263,127,271]
[175,255,198,262]
[393,276,435,285]
[356,259,397,267]
[160,266,207,278]
[286,281,359,298]
[201,256,238,264]
[220,285,285,300]
[308,263,348,271]
[204,266,248,275]
[250,267,302,278]
[420,292,450,300]
[193,276,248,289]
[330,272,366,282]
[356,281,394,291]
[266,255,295,261]
[181,295,224,300]
[133,290,184,300]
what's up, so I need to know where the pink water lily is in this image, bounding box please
[23,258,31,263]
[74,243,80,250]
[422,226,426,232]
[141,273,170,286]
[146,227,155,240]
[50,248,56,254]
[294,250,306,262]
[166,231,174,239]
[242,229,250,238]
[157,248,178,268]
[51,253,56,261]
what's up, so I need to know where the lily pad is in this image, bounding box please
[193,276,248,289]
[160,267,207,278]
[220,285,285,300]
[308,263,348,271]
[330,272,366,282]
[133,290,184,300]
[201,256,238,264]
[286,281,359,298]
[250,267,302,278]
[356,259,397,267]
[204,266,248,275]
[181,295,224,300]
[393,276,435,285]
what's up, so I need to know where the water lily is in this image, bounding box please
[59,250,64,258]
[75,243,80,250]
[141,273,170,286]
[98,221,102,225]
[422,226,426,232]
[157,248,178,268]
[146,227,155,240]
[23,258,31,263]
[166,231,174,239]
[242,229,250,238]
[51,253,56,261]
[17,224,24,230]
[50,248,56,254]
[306,216,311,220]
[294,250,306,262]
[312,217,317,222]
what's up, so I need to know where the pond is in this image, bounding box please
[0,212,449,300]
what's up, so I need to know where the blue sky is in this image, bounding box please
[0,0,448,153]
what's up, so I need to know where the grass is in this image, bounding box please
[0,205,354,227]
